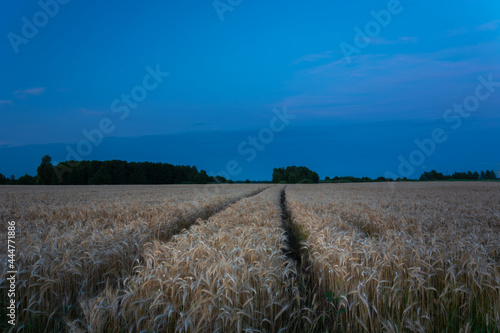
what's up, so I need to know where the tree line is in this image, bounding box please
[1,157,497,185]
[272,166,320,184]
[324,176,393,183]
[323,170,498,183]
[0,155,217,185]
[419,170,498,181]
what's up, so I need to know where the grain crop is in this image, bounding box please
[1,182,499,332]
[0,184,267,331]
[286,182,500,332]
[73,185,307,332]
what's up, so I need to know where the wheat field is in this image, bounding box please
[0,184,268,331]
[286,182,500,332]
[1,182,499,332]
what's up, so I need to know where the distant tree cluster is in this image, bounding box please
[2,156,499,186]
[419,170,498,181]
[272,166,319,184]
[322,170,498,183]
[0,155,217,185]
[37,155,54,185]
[54,158,213,185]
[0,173,10,184]
[0,173,37,185]
[324,176,394,183]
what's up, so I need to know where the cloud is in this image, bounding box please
[293,51,334,64]
[399,36,418,43]
[445,27,469,37]
[191,122,211,128]
[13,87,46,98]
[280,41,500,121]
[296,37,418,67]
[476,19,500,32]
[444,20,500,37]
[0,100,13,105]
[78,108,110,116]
[369,36,418,45]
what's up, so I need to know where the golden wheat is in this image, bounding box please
[1,182,499,332]
[0,184,267,331]
[286,182,500,332]
[73,185,305,332]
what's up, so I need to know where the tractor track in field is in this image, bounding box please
[96,187,274,294]
[155,185,273,242]
[107,186,274,290]
[69,186,274,328]
[280,186,323,329]
[280,186,304,267]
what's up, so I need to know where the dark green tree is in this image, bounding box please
[17,174,37,185]
[215,175,227,183]
[37,155,55,185]
[89,165,113,185]
[485,170,496,179]
[288,172,298,184]
[129,166,149,184]
[193,170,210,184]
[272,168,285,183]
[272,166,319,184]
[45,158,221,185]
[420,170,446,181]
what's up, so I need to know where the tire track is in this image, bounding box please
[280,187,329,331]
[68,186,273,331]
[155,185,272,242]
[280,186,304,267]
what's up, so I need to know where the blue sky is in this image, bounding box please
[1,0,499,180]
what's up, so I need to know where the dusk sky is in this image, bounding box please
[1,0,499,180]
